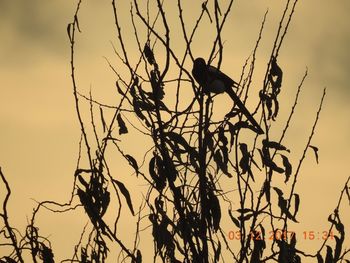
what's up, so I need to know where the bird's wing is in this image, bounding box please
[207,65,236,88]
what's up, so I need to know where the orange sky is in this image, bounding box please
[0,0,349,261]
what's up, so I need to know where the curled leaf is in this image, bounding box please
[143,43,155,65]
[263,139,289,152]
[67,23,73,42]
[228,210,240,228]
[112,179,135,216]
[309,145,319,164]
[117,114,128,135]
[125,154,139,176]
[100,107,107,133]
[293,193,300,218]
[280,154,292,183]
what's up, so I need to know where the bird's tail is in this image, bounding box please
[226,88,264,134]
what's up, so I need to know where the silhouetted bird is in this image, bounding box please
[192,57,264,134]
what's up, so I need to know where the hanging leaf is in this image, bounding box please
[263,158,284,174]
[99,107,107,133]
[228,210,240,228]
[250,230,266,263]
[270,57,283,78]
[226,120,258,135]
[149,155,166,191]
[334,236,343,261]
[67,23,73,43]
[165,132,198,161]
[345,186,350,205]
[112,179,135,216]
[280,154,292,183]
[269,57,283,96]
[213,149,232,177]
[309,145,319,164]
[135,250,142,263]
[207,132,214,151]
[207,189,221,232]
[143,43,155,65]
[239,143,250,174]
[272,96,280,119]
[293,193,300,218]
[260,92,274,120]
[218,127,228,147]
[100,190,110,217]
[40,244,54,263]
[74,14,81,33]
[263,139,289,152]
[132,97,151,127]
[227,122,236,148]
[115,81,125,96]
[325,246,333,263]
[238,213,253,222]
[125,154,139,176]
[214,241,221,262]
[166,132,189,150]
[150,69,164,101]
[273,187,298,222]
[262,180,271,203]
[316,252,324,263]
[116,114,128,135]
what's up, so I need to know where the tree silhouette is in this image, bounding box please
[1,1,350,262]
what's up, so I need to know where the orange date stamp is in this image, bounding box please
[227,230,334,241]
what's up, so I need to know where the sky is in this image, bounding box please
[0,0,349,261]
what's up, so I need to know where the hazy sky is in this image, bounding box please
[0,0,349,261]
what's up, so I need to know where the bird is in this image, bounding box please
[192,57,264,134]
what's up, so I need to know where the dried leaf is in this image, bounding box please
[293,193,300,218]
[116,81,125,96]
[117,114,128,135]
[143,43,155,65]
[262,180,271,203]
[280,154,292,183]
[228,210,240,228]
[149,155,166,191]
[325,246,333,263]
[239,143,250,174]
[309,145,319,164]
[316,252,324,263]
[218,127,228,147]
[136,250,142,263]
[213,149,232,177]
[150,69,164,101]
[214,241,221,262]
[334,236,343,261]
[273,187,298,222]
[270,57,283,77]
[125,154,139,176]
[263,139,289,152]
[112,179,135,216]
[345,186,350,205]
[74,15,81,33]
[207,190,221,231]
[41,244,54,263]
[67,23,73,42]
[166,132,189,151]
[99,107,107,133]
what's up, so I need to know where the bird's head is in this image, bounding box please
[193,57,206,70]
[192,57,207,85]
